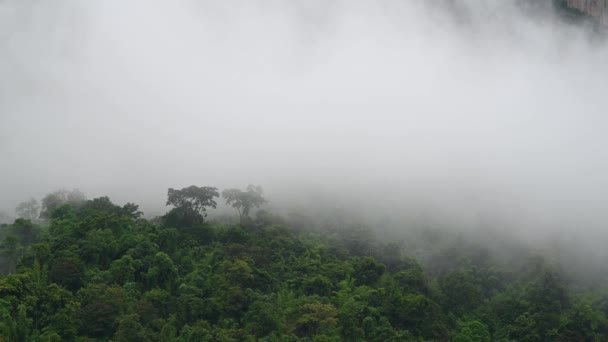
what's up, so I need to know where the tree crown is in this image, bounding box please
[222,185,267,220]
[166,185,219,218]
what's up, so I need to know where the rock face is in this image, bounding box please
[565,0,608,23]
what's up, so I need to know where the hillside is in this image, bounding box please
[1,191,608,341]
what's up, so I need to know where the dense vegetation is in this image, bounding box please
[1,187,608,341]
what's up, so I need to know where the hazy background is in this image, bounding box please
[1,0,608,248]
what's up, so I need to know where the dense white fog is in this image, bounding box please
[1,0,608,248]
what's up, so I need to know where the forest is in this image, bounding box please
[1,186,608,342]
[4,0,608,340]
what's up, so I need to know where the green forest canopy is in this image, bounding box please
[1,185,607,341]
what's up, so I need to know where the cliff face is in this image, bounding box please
[565,0,608,23]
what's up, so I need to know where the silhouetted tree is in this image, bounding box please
[164,185,219,227]
[222,185,267,225]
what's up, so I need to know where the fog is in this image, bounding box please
[2,0,608,249]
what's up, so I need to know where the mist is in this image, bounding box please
[2,0,608,250]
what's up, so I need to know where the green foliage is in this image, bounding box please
[0,193,607,341]
[439,270,483,315]
[453,320,490,342]
[0,235,21,274]
[113,314,148,342]
[295,303,338,337]
[49,257,84,292]
[9,219,39,246]
[352,256,385,286]
[78,284,127,338]
[164,186,219,227]
[40,189,86,220]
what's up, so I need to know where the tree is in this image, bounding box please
[164,186,219,227]
[79,284,127,338]
[453,321,490,342]
[295,303,338,337]
[222,185,267,225]
[15,198,40,221]
[5,304,32,342]
[439,271,482,315]
[147,252,178,290]
[109,255,136,285]
[49,257,84,292]
[10,218,39,246]
[352,256,385,286]
[0,235,20,274]
[113,314,147,342]
[40,189,86,219]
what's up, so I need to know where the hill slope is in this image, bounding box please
[1,196,608,341]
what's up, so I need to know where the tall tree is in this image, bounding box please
[164,186,219,227]
[222,185,267,225]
